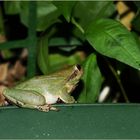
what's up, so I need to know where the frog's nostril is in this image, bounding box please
[76,64,81,71]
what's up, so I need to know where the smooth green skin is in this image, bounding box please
[3,65,83,112]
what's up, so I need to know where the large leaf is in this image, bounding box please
[86,18,140,70]
[19,1,60,31]
[52,1,76,22]
[78,54,103,103]
[73,1,115,29]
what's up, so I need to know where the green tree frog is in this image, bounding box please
[3,65,83,112]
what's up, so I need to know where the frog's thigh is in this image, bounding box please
[4,88,46,107]
[59,90,75,103]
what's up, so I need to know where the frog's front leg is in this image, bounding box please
[59,88,76,103]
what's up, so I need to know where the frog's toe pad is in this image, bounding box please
[37,104,59,112]
[50,106,60,112]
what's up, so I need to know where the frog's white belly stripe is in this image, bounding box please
[44,92,58,104]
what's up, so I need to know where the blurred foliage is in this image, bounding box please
[1,1,140,103]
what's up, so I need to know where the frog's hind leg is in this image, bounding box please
[13,100,53,112]
[3,88,59,112]
[14,98,39,110]
[6,95,59,112]
[3,88,46,111]
[3,93,39,110]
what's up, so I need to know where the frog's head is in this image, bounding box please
[65,64,83,93]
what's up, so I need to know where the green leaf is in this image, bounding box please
[73,1,115,29]
[78,54,103,103]
[52,1,76,22]
[85,18,140,70]
[19,1,60,31]
[37,35,49,74]
[36,2,60,31]
[48,52,84,73]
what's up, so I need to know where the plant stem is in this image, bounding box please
[71,17,85,34]
[107,60,130,103]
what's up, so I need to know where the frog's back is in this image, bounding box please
[15,75,65,94]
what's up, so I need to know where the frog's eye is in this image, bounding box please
[75,64,81,71]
